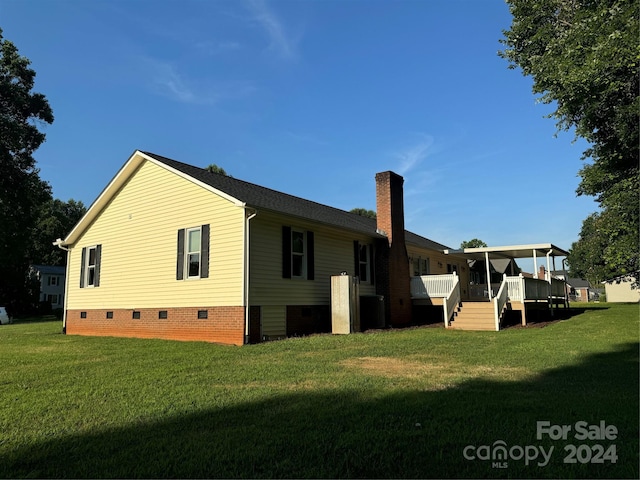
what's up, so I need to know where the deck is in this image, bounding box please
[411,274,568,331]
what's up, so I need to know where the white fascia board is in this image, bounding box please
[62,150,147,246]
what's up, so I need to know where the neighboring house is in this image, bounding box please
[31,265,66,309]
[602,275,640,303]
[551,271,594,302]
[56,150,471,345]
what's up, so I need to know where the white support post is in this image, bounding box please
[533,250,538,278]
[485,251,492,300]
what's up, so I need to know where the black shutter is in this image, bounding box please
[307,231,314,280]
[369,244,375,285]
[200,224,210,278]
[176,229,185,280]
[282,226,291,278]
[353,240,360,279]
[94,244,102,287]
[80,247,87,288]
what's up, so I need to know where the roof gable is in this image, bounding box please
[62,150,450,251]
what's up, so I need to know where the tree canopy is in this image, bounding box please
[350,208,377,219]
[460,239,487,249]
[206,164,230,176]
[30,199,86,266]
[500,0,639,281]
[0,28,54,312]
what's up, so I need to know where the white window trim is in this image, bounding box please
[358,243,371,283]
[185,226,202,279]
[291,229,306,279]
[85,245,98,288]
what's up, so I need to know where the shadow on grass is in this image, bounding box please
[1,343,637,479]
[8,316,62,325]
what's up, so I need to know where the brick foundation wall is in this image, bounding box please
[66,306,245,345]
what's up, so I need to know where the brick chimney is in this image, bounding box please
[538,265,547,281]
[375,171,412,326]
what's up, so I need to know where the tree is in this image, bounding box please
[500,0,639,279]
[566,212,619,285]
[206,164,230,176]
[350,208,376,219]
[0,28,54,313]
[460,239,487,249]
[30,199,86,266]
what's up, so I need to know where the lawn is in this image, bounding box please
[0,303,637,478]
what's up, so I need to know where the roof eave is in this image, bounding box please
[62,150,246,246]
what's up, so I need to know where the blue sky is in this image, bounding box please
[2,0,597,266]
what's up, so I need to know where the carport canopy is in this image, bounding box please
[443,243,570,299]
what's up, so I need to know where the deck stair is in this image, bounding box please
[449,301,499,331]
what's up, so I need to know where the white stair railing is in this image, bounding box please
[443,275,461,328]
[493,275,509,331]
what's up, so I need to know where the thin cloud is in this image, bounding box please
[140,57,255,105]
[394,135,435,175]
[245,0,296,59]
[195,40,242,56]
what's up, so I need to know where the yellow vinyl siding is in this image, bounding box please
[67,160,245,309]
[249,211,377,307]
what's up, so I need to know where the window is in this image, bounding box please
[187,228,201,278]
[106,311,113,319]
[80,245,102,288]
[354,241,374,283]
[158,310,168,319]
[46,294,59,305]
[291,230,305,278]
[410,256,430,276]
[132,311,141,319]
[447,263,458,274]
[197,310,208,319]
[282,226,314,280]
[176,225,209,280]
[48,276,60,286]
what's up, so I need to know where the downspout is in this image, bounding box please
[53,239,70,334]
[243,209,257,344]
[562,258,570,308]
[546,249,553,317]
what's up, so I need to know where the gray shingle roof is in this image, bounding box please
[143,151,450,251]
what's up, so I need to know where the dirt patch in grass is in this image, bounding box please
[341,356,531,384]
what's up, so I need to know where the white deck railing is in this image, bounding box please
[410,273,458,298]
[411,273,460,327]
[505,274,567,302]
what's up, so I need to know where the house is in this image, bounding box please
[30,265,66,309]
[551,271,594,302]
[56,151,570,343]
[602,275,640,303]
[56,150,474,345]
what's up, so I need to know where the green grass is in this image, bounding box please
[0,303,638,478]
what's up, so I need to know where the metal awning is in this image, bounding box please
[444,243,569,300]
[444,243,569,260]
